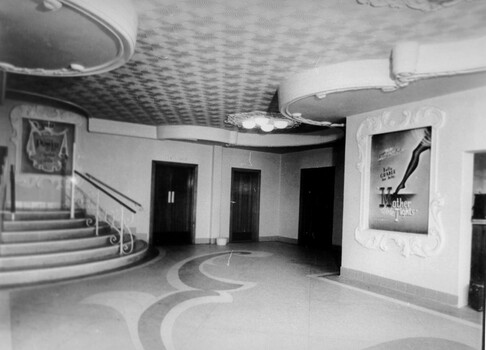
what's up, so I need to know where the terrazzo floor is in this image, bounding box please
[0,242,483,350]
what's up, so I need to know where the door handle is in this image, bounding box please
[168,191,175,203]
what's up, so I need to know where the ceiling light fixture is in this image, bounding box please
[225,111,300,132]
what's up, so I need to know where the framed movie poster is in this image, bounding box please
[20,118,75,176]
[368,127,431,234]
[355,107,445,257]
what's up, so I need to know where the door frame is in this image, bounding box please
[149,161,198,245]
[229,168,261,243]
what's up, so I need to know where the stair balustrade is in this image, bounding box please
[70,170,142,256]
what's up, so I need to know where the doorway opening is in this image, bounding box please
[150,161,197,245]
[298,167,335,249]
[230,168,261,242]
[469,153,486,313]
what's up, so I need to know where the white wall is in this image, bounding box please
[0,95,344,247]
[78,132,215,242]
[219,147,281,239]
[341,85,486,306]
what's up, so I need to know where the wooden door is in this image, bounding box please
[230,169,260,242]
[298,167,335,248]
[151,162,196,245]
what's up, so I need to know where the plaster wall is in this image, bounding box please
[219,147,281,240]
[1,96,344,247]
[0,98,217,241]
[78,132,215,242]
[341,85,486,306]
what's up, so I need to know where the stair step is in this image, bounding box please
[0,226,107,243]
[0,235,112,256]
[2,209,85,221]
[0,241,151,287]
[0,245,121,270]
[3,218,89,232]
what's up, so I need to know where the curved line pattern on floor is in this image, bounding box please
[82,250,271,350]
[362,337,477,350]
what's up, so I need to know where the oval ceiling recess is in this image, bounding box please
[0,0,137,76]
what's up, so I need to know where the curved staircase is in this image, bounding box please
[0,209,151,288]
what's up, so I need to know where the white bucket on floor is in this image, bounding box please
[216,237,228,246]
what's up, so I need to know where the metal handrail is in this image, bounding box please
[84,172,142,210]
[0,151,8,223]
[71,170,141,256]
[74,170,136,214]
[10,165,15,217]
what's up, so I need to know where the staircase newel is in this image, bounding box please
[95,190,100,236]
[120,207,124,255]
[10,165,15,221]
[70,139,76,219]
[70,175,75,219]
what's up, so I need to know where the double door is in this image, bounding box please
[151,162,196,245]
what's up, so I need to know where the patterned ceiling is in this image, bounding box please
[6,0,486,129]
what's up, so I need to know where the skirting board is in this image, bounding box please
[196,238,213,244]
[259,236,298,244]
[340,267,458,307]
[200,236,299,245]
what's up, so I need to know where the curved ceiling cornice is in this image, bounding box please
[156,125,344,148]
[0,0,137,76]
[279,59,398,125]
[278,35,486,124]
[357,0,477,11]
[392,36,486,86]
[88,119,344,148]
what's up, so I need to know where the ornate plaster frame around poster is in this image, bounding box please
[10,104,84,189]
[355,106,445,258]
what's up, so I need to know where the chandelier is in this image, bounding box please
[225,111,300,132]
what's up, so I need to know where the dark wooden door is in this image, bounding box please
[469,224,486,310]
[299,167,335,248]
[230,169,260,242]
[152,162,196,245]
